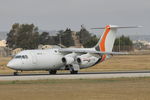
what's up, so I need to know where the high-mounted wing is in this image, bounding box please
[58,48,128,55]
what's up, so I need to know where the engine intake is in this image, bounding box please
[62,57,67,63]
[62,53,77,65]
[62,56,74,65]
[77,58,81,64]
[76,53,92,65]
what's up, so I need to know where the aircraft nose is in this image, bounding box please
[7,60,18,69]
[7,61,14,69]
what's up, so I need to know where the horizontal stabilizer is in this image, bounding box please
[91,25,142,29]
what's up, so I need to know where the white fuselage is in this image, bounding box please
[7,48,101,71]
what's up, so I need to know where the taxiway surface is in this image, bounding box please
[1,70,150,81]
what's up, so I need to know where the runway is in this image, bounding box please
[1,70,150,81]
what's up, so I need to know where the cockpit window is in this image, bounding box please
[25,55,28,59]
[15,55,22,58]
[15,55,28,59]
[22,55,26,59]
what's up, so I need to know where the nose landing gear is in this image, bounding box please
[13,70,23,76]
[49,70,57,75]
[13,71,18,76]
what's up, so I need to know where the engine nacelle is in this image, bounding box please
[77,53,99,68]
[62,53,77,65]
[62,56,74,65]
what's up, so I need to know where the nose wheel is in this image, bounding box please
[49,70,57,75]
[14,71,18,76]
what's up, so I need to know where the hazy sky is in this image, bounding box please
[0,0,150,35]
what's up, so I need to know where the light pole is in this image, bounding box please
[119,35,120,52]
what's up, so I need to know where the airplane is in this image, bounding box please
[7,25,140,75]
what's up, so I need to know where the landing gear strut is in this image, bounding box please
[69,64,79,74]
[49,70,57,75]
[70,70,78,74]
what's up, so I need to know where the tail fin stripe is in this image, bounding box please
[99,25,111,52]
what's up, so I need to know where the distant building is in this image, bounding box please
[0,40,11,56]
[0,47,11,57]
[11,48,23,56]
[0,40,6,47]
[71,31,83,48]
[133,40,150,50]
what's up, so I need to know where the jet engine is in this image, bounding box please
[76,53,99,68]
[62,53,77,65]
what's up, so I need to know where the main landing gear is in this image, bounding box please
[70,70,78,74]
[68,64,79,74]
[13,70,23,76]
